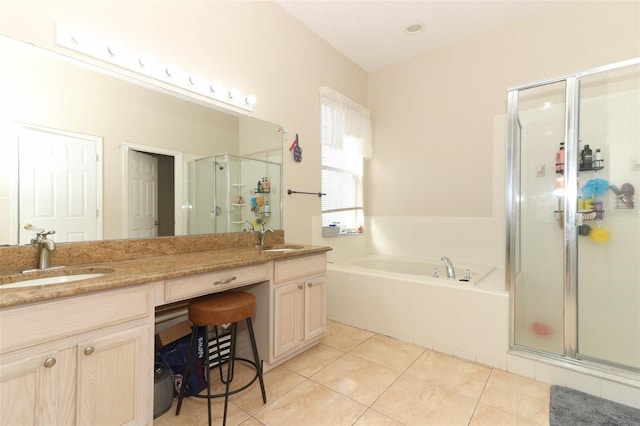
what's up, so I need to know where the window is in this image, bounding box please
[319,87,372,234]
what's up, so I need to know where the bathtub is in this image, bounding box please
[326,254,510,368]
[338,255,496,287]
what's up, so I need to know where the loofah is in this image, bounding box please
[589,226,611,243]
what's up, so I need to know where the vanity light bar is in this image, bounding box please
[55,24,256,111]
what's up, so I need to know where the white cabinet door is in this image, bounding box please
[304,276,327,342]
[0,347,76,425]
[77,325,151,426]
[273,280,304,358]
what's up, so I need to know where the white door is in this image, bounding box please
[18,126,99,244]
[127,150,158,238]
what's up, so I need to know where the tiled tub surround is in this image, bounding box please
[327,258,509,369]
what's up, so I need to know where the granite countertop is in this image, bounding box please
[0,244,330,308]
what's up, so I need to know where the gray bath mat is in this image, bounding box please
[550,385,640,426]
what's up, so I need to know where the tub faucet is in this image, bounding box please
[31,229,56,269]
[441,256,455,280]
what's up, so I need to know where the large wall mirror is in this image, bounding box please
[0,37,283,246]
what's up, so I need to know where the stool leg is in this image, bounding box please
[221,322,237,426]
[176,324,199,415]
[246,317,267,403]
[213,325,229,384]
[204,325,212,426]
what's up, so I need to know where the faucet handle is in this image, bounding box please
[24,224,55,237]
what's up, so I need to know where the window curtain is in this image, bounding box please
[319,86,373,159]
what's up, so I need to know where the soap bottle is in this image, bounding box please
[594,148,603,169]
[264,201,271,217]
[581,144,593,170]
[262,177,270,193]
[555,142,565,173]
[257,180,263,193]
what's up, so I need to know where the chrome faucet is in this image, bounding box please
[258,228,274,247]
[31,229,56,269]
[441,256,455,280]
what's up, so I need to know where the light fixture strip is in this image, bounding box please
[55,23,256,111]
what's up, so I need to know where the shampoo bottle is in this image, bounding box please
[581,144,593,170]
[555,142,565,173]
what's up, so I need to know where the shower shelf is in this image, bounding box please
[554,210,603,222]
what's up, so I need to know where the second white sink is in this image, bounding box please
[262,248,300,253]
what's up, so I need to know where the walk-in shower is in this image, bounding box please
[506,59,640,380]
[189,154,281,234]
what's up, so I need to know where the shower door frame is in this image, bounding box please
[506,57,640,375]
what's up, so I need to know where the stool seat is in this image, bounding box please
[189,292,256,325]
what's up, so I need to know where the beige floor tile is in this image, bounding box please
[405,349,492,400]
[373,375,477,425]
[231,365,306,414]
[254,380,367,426]
[311,353,400,405]
[479,369,550,420]
[281,343,344,377]
[354,408,404,425]
[158,393,250,426]
[206,361,260,396]
[321,321,375,352]
[239,417,264,425]
[350,334,425,372]
[469,403,517,426]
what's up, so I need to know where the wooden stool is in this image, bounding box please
[175,291,267,426]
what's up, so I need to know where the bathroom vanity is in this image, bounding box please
[0,234,330,425]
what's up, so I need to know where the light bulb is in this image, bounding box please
[228,89,240,99]
[244,95,257,106]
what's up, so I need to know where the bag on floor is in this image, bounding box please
[158,326,207,396]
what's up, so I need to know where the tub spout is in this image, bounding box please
[441,256,455,280]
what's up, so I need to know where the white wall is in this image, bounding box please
[358,1,639,267]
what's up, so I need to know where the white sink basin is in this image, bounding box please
[2,273,106,289]
[262,248,300,253]
[260,244,304,253]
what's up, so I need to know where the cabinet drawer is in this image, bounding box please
[165,264,269,302]
[0,285,151,354]
[274,254,326,283]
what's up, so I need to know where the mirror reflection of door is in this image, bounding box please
[126,149,175,238]
[18,125,101,244]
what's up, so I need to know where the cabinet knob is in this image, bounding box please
[83,346,95,356]
[43,357,57,368]
[297,284,303,290]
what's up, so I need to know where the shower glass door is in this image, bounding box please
[576,64,640,370]
[508,59,640,374]
[510,80,567,357]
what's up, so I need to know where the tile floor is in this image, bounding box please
[155,321,550,425]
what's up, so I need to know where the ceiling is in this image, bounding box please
[276,0,562,72]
